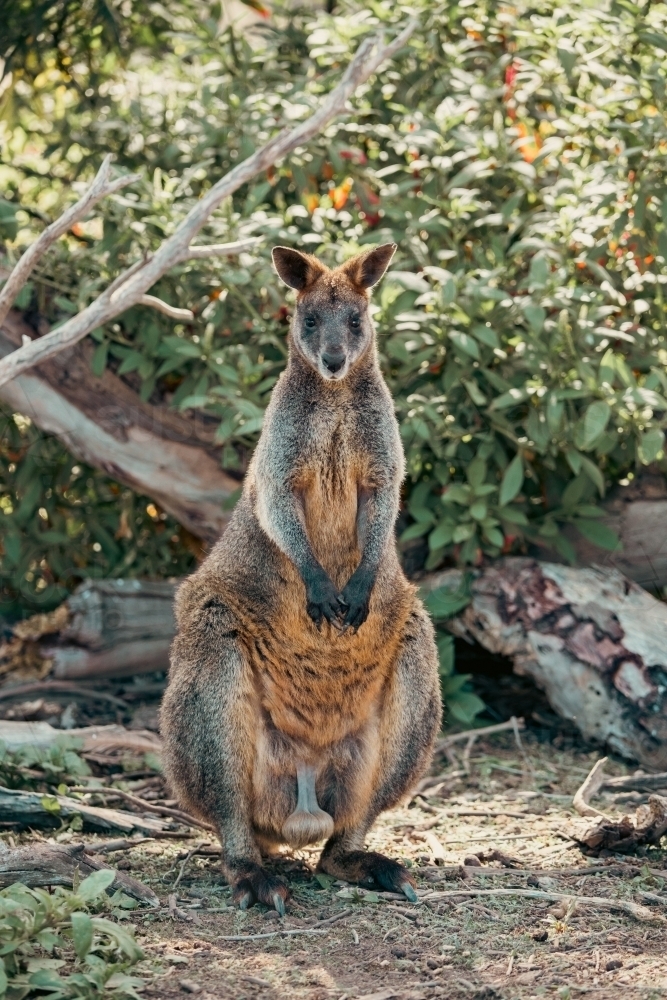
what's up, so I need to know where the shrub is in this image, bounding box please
[2,0,667,601]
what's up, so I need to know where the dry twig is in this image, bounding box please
[573,758,611,819]
[426,887,664,922]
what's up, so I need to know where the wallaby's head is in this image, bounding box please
[271,244,397,381]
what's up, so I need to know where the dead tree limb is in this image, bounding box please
[0,22,416,387]
[0,841,158,906]
[0,156,138,329]
[0,311,234,540]
[0,786,169,834]
[422,558,667,768]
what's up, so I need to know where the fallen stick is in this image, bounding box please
[426,864,649,879]
[0,785,169,834]
[217,927,329,942]
[434,718,525,754]
[603,772,667,792]
[83,837,154,854]
[0,681,128,708]
[425,887,663,922]
[573,758,610,819]
[0,841,158,906]
[83,787,213,832]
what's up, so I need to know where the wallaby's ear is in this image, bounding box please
[272,247,327,291]
[339,243,397,289]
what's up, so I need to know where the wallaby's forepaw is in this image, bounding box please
[318,849,417,902]
[231,863,290,915]
[338,568,373,631]
[304,568,344,628]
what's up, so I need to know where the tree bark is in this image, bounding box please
[422,558,667,769]
[0,841,159,906]
[0,785,169,834]
[0,310,236,542]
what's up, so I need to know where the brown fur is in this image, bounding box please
[161,246,441,909]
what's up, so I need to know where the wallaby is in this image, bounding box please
[161,243,441,914]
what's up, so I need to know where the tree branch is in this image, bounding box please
[0,310,236,541]
[0,21,416,388]
[139,295,194,322]
[0,155,139,328]
[181,238,261,260]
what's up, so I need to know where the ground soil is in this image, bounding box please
[61,733,666,1000]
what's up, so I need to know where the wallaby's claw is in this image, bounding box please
[231,864,290,914]
[233,879,254,910]
[400,881,418,903]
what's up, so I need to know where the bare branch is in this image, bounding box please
[0,155,139,328]
[181,238,262,260]
[573,757,611,819]
[139,295,194,322]
[0,20,417,388]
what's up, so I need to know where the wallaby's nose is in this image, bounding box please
[322,351,346,374]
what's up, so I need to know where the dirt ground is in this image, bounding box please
[65,732,667,1000]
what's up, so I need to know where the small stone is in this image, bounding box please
[606,959,623,972]
[464,855,482,867]
[262,909,280,921]
[179,979,202,994]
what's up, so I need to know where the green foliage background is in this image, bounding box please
[3,0,667,625]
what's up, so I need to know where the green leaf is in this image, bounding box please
[453,523,474,543]
[638,428,665,465]
[463,379,487,405]
[315,873,335,889]
[70,912,93,961]
[449,331,480,360]
[524,305,546,334]
[499,507,528,526]
[483,526,504,547]
[582,401,611,449]
[437,633,455,677]
[77,869,115,902]
[429,520,454,550]
[471,324,499,349]
[575,519,621,551]
[580,456,605,496]
[467,457,487,488]
[447,691,486,725]
[92,342,108,378]
[499,453,523,506]
[424,583,471,621]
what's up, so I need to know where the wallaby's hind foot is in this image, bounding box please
[281,764,334,848]
[231,860,290,915]
[318,843,417,902]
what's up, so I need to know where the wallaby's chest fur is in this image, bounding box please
[176,359,414,747]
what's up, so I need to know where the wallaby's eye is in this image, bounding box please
[350,313,361,330]
[304,315,317,330]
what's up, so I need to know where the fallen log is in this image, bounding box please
[423,558,667,768]
[0,721,160,755]
[0,311,236,542]
[0,786,170,834]
[0,578,176,682]
[0,841,158,906]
